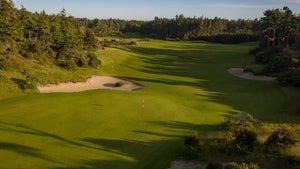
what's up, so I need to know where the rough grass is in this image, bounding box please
[0,40,299,169]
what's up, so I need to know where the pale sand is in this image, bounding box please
[228,68,276,81]
[38,76,144,93]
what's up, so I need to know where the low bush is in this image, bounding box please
[265,127,298,149]
[11,77,36,90]
[277,71,300,87]
[255,47,283,64]
[87,52,101,68]
[183,132,201,159]
[263,54,290,74]
[56,47,87,70]
[222,112,261,133]
[234,130,258,154]
[184,132,200,146]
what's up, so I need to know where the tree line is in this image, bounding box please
[138,15,260,43]
[250,7,300,87]
[1,0,299,73]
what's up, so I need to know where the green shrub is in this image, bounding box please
[183,132,201,159]
[263,54,290,73]
[206,162,223,169]
[265,128,298,149]
[184,132,200,147]
[87,52,101,68]
[277,71,300,87]
[234,130,258,154]
[222,112,261,133]
[255,47,282,64]
[225,162,259,169]
[11,77,36,90]
[56,47,87,69]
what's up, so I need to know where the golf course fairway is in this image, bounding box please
[0,40,299,169]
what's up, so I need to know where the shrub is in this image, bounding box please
[255,47,283,64]
[263,54,290,73]
[277,71,300,87]
[11,77,36,90]
[225,162,259,169]
[56,47,87,69]
[265,128,298,149]
[87,52,101,68]
[25,73,38,90]
[234,130,258,154]
[222,112,261,133]
[184,132,200,147]
[206,162,223,169]
[183,132,201,159]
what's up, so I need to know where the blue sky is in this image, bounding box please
[12,0,300,20]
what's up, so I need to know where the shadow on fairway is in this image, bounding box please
[51,121,217,169]
[124,45,300,123]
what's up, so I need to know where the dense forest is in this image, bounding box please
[0,0,299,83]
[139,15,261,43]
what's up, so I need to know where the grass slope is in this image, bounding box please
[0,40,299,169]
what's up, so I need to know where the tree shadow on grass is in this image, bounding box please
[124,44,300,123]
[0,121,109,152]
[50,121,217,169]
[0,142,50,160]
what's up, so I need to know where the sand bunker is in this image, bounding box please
[228,68,276,81]
[38,76,144,93]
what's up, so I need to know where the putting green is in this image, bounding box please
[0,40,299,169]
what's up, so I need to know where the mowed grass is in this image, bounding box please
[0,40,299,169]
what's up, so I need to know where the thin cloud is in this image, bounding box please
[203,4,268,9]
[284,0,300,4]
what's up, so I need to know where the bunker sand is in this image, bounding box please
[38,76,144,93]
[228,68,276,81]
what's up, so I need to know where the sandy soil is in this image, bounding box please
[38,76,144,93]
[228,68,276,81]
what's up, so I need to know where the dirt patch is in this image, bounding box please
[228,68,276,81]
[38,76,144,93]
